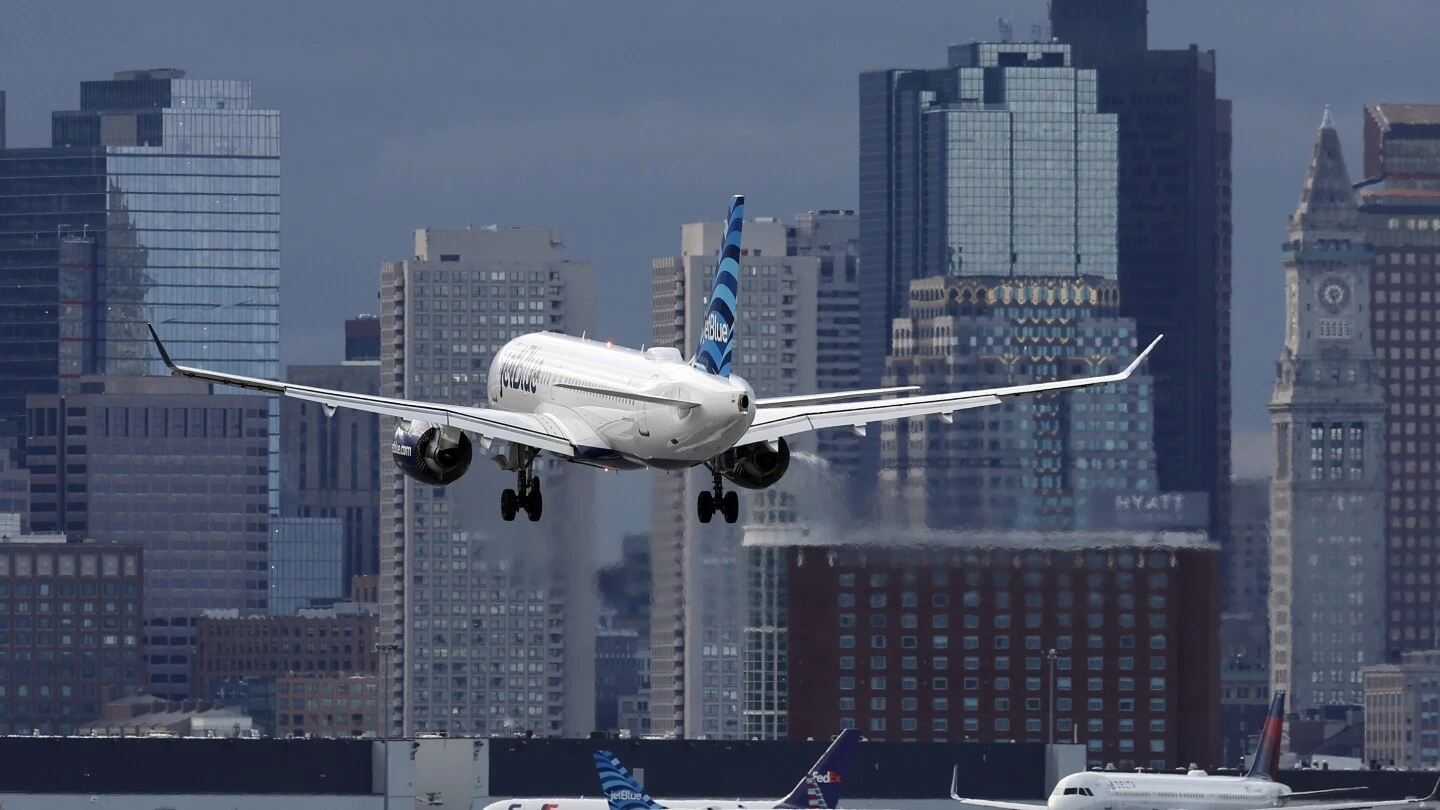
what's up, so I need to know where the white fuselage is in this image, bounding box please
[485,332,755,470]
[1049,771,1289,810]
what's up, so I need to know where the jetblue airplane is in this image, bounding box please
[146,194,1161,524]
[483,728,861,810]
[952,691,1440,810]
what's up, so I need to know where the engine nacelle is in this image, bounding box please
[391,420,474,486]
[709,437,791,490]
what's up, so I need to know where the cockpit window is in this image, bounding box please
[1064,789,1077,795]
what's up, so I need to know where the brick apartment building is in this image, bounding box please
[783,537,1221,770]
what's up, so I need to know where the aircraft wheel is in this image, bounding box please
[501,489,518,522]
[697,490,714,523]
[526,487,543,522]
[722,490,740,524]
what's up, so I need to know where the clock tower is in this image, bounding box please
[1269,107,1387,713]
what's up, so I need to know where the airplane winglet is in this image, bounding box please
[1421,774,1440,803]
[147,323,177,371]
[1121,334,1163,378]
[950,765,961,801]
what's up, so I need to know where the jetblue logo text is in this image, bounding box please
[499,345,544,394]
[610,792,645,800]
[703,312,730,344]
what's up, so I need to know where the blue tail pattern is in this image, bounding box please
[690,194,744,378]
[593,750,666,810]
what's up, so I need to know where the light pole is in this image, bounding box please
[375,642,401,739]
[1047,648,1058,745]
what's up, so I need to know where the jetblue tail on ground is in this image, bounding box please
[594,750,667,810]
[690,194,744,378]
[1245,690,1285,780]
[776,728,862,809]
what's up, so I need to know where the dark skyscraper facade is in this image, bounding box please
[0,70,280,500]
[280,362,381,588]
[1048,0,1233,568]
[1356,103,1440,657]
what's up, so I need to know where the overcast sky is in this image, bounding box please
[2,0,1434,552]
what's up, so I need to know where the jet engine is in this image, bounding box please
[708,437,791,490]
[390,420,474,486]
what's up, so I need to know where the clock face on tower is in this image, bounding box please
[1319,277,1350,313]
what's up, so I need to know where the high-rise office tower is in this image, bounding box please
[1049,0,1233,593]
[0,70,281,503]
[863,41,1156,532]
[1268,110,1387,712]
[25,375,270,700]
[1355,104,1440,656]
[380,227,597,737]
[281,352,381,588]
[650,217,820,738]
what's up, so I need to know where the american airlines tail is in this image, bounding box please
[1245,690,1286,781]
[690,194,744,378]
[593,750,665,810]
[775,728,862,809]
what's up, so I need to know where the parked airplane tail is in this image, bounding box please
[776,728,862,809]
[1245,690,1286,781]
[690,194,744,378]
[594,750,667,810]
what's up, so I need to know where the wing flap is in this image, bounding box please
[742,335,1161,446]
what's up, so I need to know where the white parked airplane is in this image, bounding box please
[951,691,1440,810]
[146,194,1160,524]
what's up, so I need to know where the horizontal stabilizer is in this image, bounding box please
[556,382,699,411]
[757,386,920,407]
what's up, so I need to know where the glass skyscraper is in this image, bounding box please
[0,69,280,503]
[858,43,1118,503]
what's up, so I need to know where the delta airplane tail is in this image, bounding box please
[594,750,666,810]
[776,728,862,809]
[690,194,744,378]
[1245,690,1285,781]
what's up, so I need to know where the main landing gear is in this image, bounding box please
[497,445,542,522]
[697,467,739,524]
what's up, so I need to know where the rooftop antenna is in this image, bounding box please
[998,17,1013,42]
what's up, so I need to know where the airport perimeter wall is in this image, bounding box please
[0,736,1431,810]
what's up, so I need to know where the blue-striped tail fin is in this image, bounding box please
[690,194,744,377]
[593,750,666,810]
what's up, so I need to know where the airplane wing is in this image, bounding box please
[145,324,580,457]
[1264,779,1440,810]
[950,767,1042,810]
[739,335,1162,447]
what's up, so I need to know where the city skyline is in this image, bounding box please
[2,1,1435,544]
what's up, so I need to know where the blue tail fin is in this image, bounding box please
[776,729,862,809]
[690,194,744,377]
[593,750,666,810]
